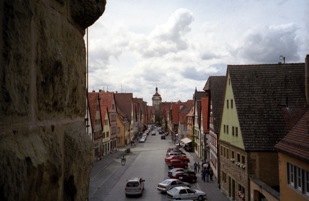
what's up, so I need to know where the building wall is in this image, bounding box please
[220,73,245,150]
[278,152,309,201]
[0,1,106,200]
[220,141,248,201]
[248,152,279,188]
[220,141,280,201]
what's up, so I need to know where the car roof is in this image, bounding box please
[164,178,178,182]
[127,177,141,182]
[174,186,190,190]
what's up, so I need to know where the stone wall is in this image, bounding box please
[0,0,106,200]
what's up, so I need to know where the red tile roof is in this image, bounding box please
[114,93,133,121]
[179,100,194,124]
[201,97,209,133]
[275,109,309,163]
[87,92,100,130]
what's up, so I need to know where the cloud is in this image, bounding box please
[137,8,194,58]
[234,24,300,63]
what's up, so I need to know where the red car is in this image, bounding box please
[173,171,197,183]
[165,155,190,164]
[167,159,189,169]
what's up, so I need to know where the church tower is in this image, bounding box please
[152,86,162,124]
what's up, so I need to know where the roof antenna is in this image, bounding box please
[279,55,285,64]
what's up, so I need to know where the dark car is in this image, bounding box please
[184,144,194,152]
[161,135,166,140]
[173,171,197,183]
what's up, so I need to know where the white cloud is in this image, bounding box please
[234,24,300,63]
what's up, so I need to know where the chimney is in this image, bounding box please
[305,54,309,105]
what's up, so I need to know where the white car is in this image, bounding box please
[125,177,145,196]
[166,186,207,201]
[157,179,190,193]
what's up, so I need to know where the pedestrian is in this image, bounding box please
[205,167,210,182]
[194,162,198,173]
[209,168,214,181]
[197,162,200,173]
[201,168,205,182]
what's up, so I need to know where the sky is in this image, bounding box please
[86,0,309,105]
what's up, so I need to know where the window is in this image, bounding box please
[287,162,309,196]
[232,126,234,136]
[236,127,238,137]
[237,153,240,163]
[227,148,229,159]
[242,156,245,164]
[227,100,229,109]
[222,171,227,183]
[231,99,234,108]
[305,170,309,196]
[297,167,303,191]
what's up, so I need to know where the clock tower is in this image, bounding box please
[152,86,162,124]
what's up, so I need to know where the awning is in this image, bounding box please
[181,137,192,144]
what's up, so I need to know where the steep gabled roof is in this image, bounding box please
[201,97,209,133]
[172,102,180,124]
[114,93,133,121]
[204,76,226,133]
[87,92,99,129]
[160,102,173,119]
[193,91,208,128]
[179,100,193,124]
[98,91,114,111]
[275,109,309,163]
[228,63,307,151]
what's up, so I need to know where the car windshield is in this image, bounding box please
[168,188,178,193]
[187,189,195,193]
[126,182,139,187]
[162,180,171,184]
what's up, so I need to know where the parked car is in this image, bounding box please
[166,151,186,158]
[139,136,146,143]
[168,159,189,169]
[125,177,145,196]
[172,171,197,183]
[184,144,194,152]
[161,135,166,140]
[157,179,190,193]
[165,155,190,164]
[168,168,195,178]
[166,186,207,201]
[167,147,181,153]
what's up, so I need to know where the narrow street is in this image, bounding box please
[88,130,229,201]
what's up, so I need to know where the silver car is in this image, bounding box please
[125,177,145,196]
[166,186,207,201]
[157,179,190,193]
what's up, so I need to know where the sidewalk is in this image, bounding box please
[185,149,230,201]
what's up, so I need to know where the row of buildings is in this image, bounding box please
[153,55,309,201]
[85,55,309,201]
[85,91,151,159]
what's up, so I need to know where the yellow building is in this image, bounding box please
[275,109,309,201]
[219,63,306,201]
[116,111,130,147]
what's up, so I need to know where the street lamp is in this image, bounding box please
[121,155,126,166]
